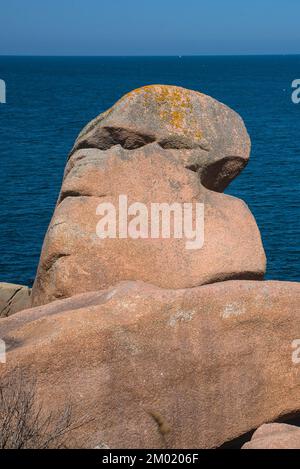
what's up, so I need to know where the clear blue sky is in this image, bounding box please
[1,0,300,56]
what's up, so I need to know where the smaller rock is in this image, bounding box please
[242,423,300,449]
[0,283,31,317]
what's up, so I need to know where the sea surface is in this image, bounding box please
[0,56,299,286]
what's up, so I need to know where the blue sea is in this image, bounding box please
[0,56,299,286]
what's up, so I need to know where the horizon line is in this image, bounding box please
[1,53,300,58]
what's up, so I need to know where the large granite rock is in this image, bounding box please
[1,280,300,448]
[243,424,300,449]
[31,86,266,306]
[0,283,31,317]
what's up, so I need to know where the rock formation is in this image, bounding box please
[0,283,31,317]
[1,280,300,448]
[31,85,266,306]
[0,85,299,449]
[243,424,300,449]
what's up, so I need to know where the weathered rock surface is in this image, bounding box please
[71,85,251,192]
[242,423,300,449]
[31,86,266,306]
[0,282,31,317]
[32,144,266,306]
[2,280,300,448]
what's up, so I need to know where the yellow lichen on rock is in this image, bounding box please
[127,85,202,137]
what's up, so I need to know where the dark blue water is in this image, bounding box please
[0,56,299,286]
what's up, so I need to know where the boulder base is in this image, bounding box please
[1,280,300,448]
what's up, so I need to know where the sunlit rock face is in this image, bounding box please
[31,85,266,306]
